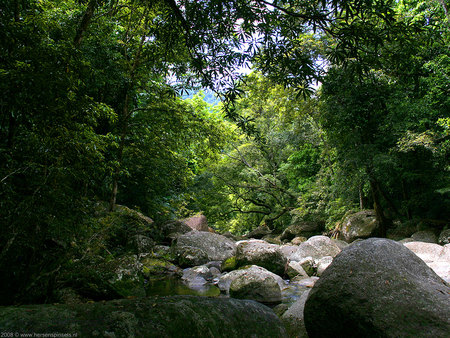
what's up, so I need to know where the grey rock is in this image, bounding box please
[175,246,209,267]
[404,241,450,282]
[316,256,333,276]
[304,238,450,337]
[218,265,284,293]
[230,273,282,304]
[0,296,288,337]
[286,261,309,280]
[341,210,379,242]
[235,240,286,276]
[281,221,324,241]
[245,224,272,239]
[289,236,341,263]
[175,231,236,262]
[411,230,438,243]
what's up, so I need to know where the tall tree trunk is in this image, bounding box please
[108,33,146,211]
[369,178,389,238]
[359,183,364,210]
[74,0,97,48]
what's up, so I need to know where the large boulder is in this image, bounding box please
[304,238,450,337]
[175,231,236,262]
[404,241,450,283]
[340,210,379,242]
[230,272,282,304]
[235,240,287,276]
[280,222,324,241]
[289,236,341,263]
[218,265,285,294]
[160,220,192,242]
[181,214,210,232]
[245,224,272,239]
[0,296,287,337]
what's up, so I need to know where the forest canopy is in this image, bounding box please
[0,0,449,304]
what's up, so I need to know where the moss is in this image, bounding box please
[221,256,237,272]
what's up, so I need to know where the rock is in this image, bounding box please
[330,238,349,250]
[341,210,379,242]
[316,256,333,276]
[289,236,341,263]
[181,266,213,289]
[404,241,450,282]
[221,231,239,241]
[0,296,288,337]
[141,257,180,277]
[221,256,237,272]
[245,224,272,239]
[175,231,236,262]
[161,220,192,242]
[181,214,209,232]
[235,240,287,276]
[282,290,311,338]
[262,234,282,245]
[218,265,285,294]
[230,271,282,304]
[279,245,298,261]
[291,236,307,245]
[411,230,438,243]
[286,261,309,280]
[174,246,209,267]
[304,238,450,337]
[280,222,324,241]
[298,257,315,276]
[438,229,450,245]
[127,234,155,254]
[291,276,319,288]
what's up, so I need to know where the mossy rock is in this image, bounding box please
[141,257,180,277]
[221,256,237,272]
[0,296,288,337]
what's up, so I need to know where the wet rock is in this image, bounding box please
[304,238,450,337]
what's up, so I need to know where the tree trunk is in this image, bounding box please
[74,0,97,48]
[369,178,389,238]
[359,183,364,210]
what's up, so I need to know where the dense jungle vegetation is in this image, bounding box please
[0,0,449,305]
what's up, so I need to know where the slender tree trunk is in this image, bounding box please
[359,183,364,210]
[108,33,146,211]
[369,178,389,238]
[74,0,97,48]
[401,179,412,220]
